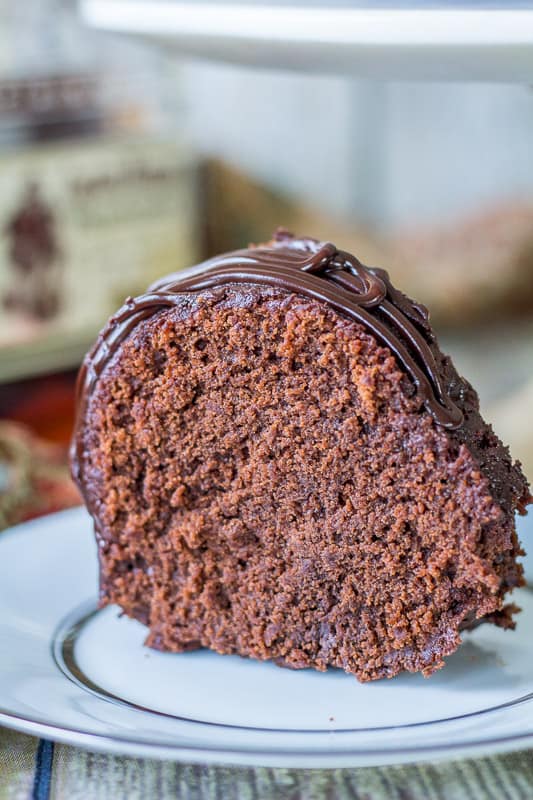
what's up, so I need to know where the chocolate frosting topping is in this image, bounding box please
[71,231,464,479]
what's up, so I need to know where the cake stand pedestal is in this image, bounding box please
[81,1,533,82]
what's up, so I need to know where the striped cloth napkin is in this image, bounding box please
[1,727,533,800]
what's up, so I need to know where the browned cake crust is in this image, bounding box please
[72,235,530,682]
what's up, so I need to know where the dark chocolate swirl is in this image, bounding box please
[72,232,463,480]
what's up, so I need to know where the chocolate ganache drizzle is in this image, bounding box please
[72,231,463,478]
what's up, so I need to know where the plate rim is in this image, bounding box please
[53,599,533,737]
[2,706,533,766]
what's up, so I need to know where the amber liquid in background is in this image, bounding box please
[0,369,77,445]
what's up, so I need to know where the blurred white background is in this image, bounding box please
[3,0,533,230]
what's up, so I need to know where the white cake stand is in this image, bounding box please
[81,1,533,82]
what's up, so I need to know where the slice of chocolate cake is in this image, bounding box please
[71,231,530,682]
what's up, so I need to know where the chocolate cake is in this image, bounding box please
[71,231,530,682]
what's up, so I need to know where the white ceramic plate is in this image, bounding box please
[80,1,533,82]
[0,506,532,767]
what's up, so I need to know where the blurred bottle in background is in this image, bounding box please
[0,0,199,462]
[0,0,199,389]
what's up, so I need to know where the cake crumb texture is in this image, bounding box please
[78,286,529,681]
